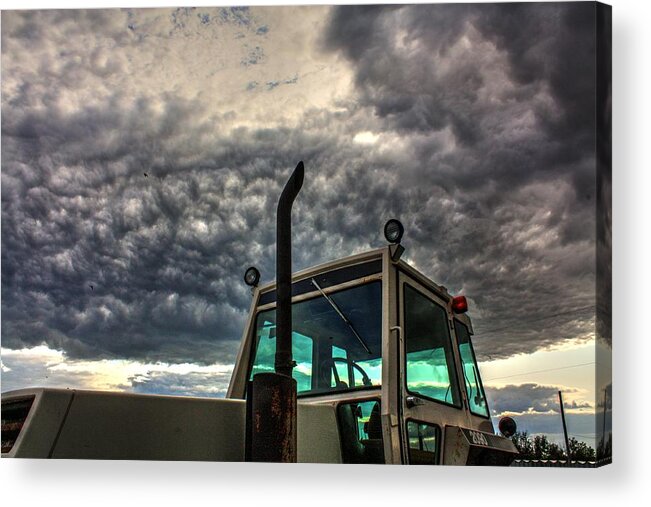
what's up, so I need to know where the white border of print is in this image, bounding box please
[1,1,648,506]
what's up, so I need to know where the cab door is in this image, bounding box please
[397,272,470,464]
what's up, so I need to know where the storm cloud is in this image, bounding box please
[323,3,601,358]
[486,383,593,416]
[2,4,604,373]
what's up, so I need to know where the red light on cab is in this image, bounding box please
[452,295,468,313]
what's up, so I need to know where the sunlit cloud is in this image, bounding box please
[1,345,232,396]
[353,131,379,145]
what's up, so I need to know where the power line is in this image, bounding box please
[571,433,596,439]
[483,361,595,382]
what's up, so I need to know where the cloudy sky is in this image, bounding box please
[1,3,609,446]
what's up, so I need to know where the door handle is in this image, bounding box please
[406,396,424,408]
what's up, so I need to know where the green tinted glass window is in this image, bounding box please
[249,321,314,392]
[407,421,440,465]
[250,282,382,395]
[404,285,460,406]
[455,320,489,417]
[331,345,349,388]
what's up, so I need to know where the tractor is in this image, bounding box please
[2,162,518,465]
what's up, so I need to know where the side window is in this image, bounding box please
[406,421,441,465]
[455,320,490,417]
[403,285,461,406]
[336,400,385,464]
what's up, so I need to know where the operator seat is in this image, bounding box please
[337,401,385,464]
[365,402,382,439]
[361,401,384,463]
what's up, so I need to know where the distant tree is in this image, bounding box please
[569,437,596,461]
[545,438,565,460]
[511,431,534,459]
[511,431,596,462]
[532,433,551,459]
[511,431,534,458]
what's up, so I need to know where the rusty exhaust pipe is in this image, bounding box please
[248,161,304,463]
[275,161,304,378]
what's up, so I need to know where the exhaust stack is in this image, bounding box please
[275,161,304,377]
[247,161,304,463]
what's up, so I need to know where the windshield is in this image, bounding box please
[249,281,382,396]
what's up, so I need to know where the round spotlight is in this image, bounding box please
[244,266,261,287]
[384,219,404,244]
[498,416,517,438]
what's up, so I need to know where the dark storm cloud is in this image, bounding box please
[324,2,597,202]
[485,383,592,416]
[323,3,600,357]
[2,4,603,370]
[325,3,596,161]
[596,6,612,349]
[0,46,398,364]
[1,94,255,363]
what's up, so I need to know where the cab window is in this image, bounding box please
[250,281,382,396]
[455,320,489,417]
[403,284,461,406]
[406,420,441,465]
[249,323,314,392]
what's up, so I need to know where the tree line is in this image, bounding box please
[510,431,596,461]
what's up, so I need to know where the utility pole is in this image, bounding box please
[558,390,571,466]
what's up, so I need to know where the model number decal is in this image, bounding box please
[468,430,489,446]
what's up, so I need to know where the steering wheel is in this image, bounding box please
[328,357,373,387]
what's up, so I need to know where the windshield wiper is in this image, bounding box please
[310,278,372,354]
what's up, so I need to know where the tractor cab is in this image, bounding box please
[227,220,518,465]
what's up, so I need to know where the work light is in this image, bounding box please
[244,266,261,287]
[498,416,517,438]
[384,219,404,244]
